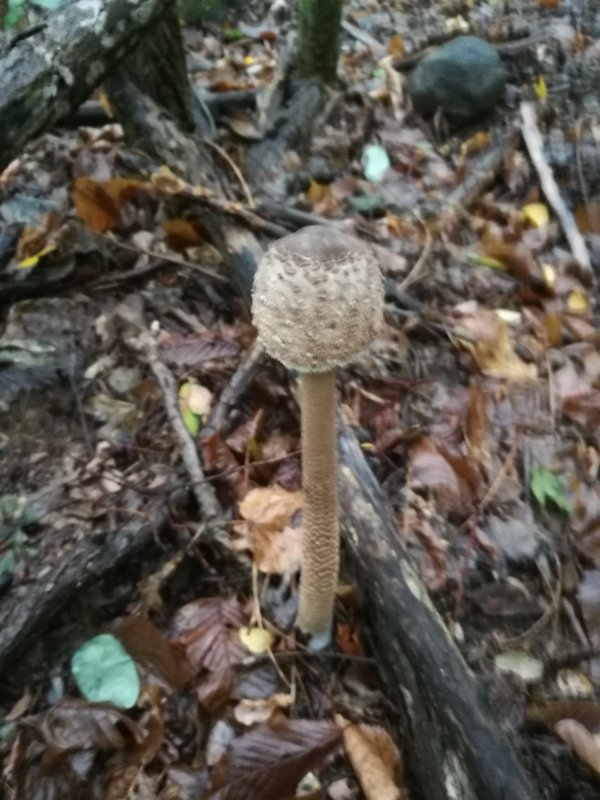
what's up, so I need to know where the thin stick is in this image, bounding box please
[205,139,256,209]
[520,102,591,274]
[134,331,237,558]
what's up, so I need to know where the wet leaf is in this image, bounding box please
[530,466,572,513]
[71,634,140,709]
[208,716,342,800]
[197,668,236,714]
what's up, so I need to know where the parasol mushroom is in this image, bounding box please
[252,225,384,648]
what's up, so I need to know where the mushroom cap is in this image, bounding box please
[251,225,384,372]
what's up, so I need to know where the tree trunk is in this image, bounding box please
[0,0,170,170]
[296,0,342,85]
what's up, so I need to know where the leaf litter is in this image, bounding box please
[3,0,600,797]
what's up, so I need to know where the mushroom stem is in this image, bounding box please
[297,370,339,649]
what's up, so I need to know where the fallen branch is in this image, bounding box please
[337,419,538,800]
[520,102,591,275]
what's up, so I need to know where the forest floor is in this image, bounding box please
[2,0,600,798]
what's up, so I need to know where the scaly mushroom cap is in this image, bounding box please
[252,225,384,372]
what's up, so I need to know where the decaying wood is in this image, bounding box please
[107,3,195,133]
[0,0,170,171]
[0,510,162,678]
[337,421,538,800]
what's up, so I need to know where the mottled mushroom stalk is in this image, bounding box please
[252,226,384,649]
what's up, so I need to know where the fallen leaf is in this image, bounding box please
[335,715,404,800]
[208,716,341,800]
[170,597,249,672]
[73,176,148,232]
[523,202,549,228]
[234,487,304,574]
[455,307,537,382]
[408,437,479,515]
[575,202,600,234]
[555,719,600,776]
[238,626,274,655]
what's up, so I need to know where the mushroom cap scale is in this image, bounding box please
[252,225,384,372]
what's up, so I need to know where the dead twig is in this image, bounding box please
[520,102,591,275]
[203,341,266,438]
[205,139,255,209]
[135,331,240,562]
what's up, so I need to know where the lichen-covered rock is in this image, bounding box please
[407,35,506,122]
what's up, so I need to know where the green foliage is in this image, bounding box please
[361,144,391,183]
[530,466,572,513]
[71,634,140,709]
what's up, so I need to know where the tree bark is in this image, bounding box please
[296,0,342,84]
[337,421,538,800]
[0,0,170,171]
[105,2,195,133]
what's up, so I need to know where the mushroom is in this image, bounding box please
[252,225,384,648]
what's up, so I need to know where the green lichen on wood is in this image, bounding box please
[296,0,342,85]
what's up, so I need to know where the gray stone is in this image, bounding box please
[407,35,507,122]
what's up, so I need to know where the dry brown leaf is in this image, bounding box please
[234,486,304,574]
[170,597,249,672]
[555,719,600,775]
[407,437,479,515]
[73,176,148,232]
[335,715,405,800]
[163,218,206,250]
[115,616,193,693]
[455,307,537,381]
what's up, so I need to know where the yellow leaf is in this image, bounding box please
[542,263,556,288]
[567,288,589,314]
[239,626,274,654]
[178,382,200,435]
[523,202,549,228]
[534,75,547,101]
[18,243,55,269]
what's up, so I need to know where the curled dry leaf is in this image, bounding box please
[555,719,600,776]
[234,486,304,574]
[454,306,537,382]
[335,715,405,800]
